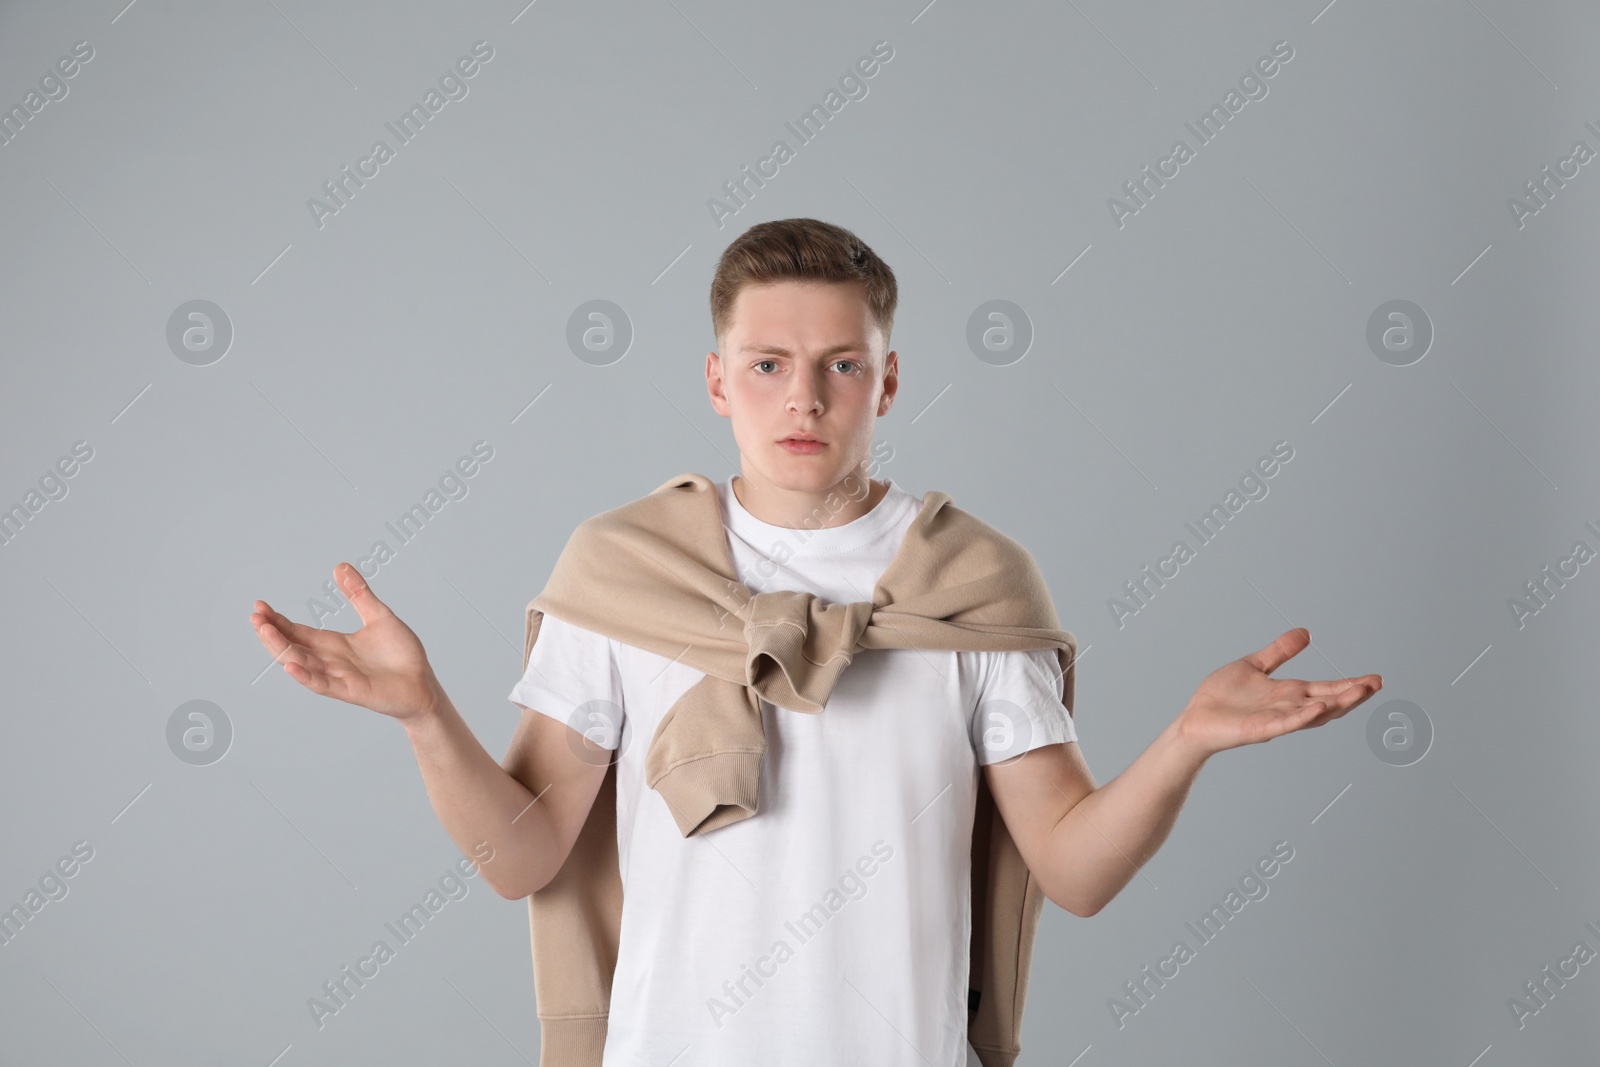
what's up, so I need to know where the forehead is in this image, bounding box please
[726,280,880,349]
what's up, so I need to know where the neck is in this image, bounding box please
[731,467,887,529]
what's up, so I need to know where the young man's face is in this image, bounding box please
[706,279,897,506]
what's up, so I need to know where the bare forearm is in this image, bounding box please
[401,687,559,899]
[1046,718,1210,916]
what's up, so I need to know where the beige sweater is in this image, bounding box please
[519,472,1079,1067]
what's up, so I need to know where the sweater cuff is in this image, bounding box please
[538,1013,608,1066]
[651,750,762,837]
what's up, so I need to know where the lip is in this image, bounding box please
[779,433,822,443]
[778,438,826,454]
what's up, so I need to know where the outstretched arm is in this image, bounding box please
[984,628,1381,917]
[249,562,608,900]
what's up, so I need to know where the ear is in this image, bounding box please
[706,351,731,416]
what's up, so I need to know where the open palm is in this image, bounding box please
[1178,627,1383,756]
[248,562,439,722]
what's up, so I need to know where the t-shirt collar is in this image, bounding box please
[718,475,917,557]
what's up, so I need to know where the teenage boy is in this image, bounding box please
[249,218,1381,1067]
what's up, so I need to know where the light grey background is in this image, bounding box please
[3,0,1597,1063]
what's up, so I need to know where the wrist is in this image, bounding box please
[1162,711,1216,770]
[403,676,450,733]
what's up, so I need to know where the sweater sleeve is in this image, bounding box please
[508,612,627,750]
[970,648,1077,765]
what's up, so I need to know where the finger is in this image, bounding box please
[257,624,339,695]
[1258,699,1328,742]
[1304,674,1383,698]
[1327,681,1378,714]
[253,617,320,673]
[336,562,394,627]
[250,600,321,646]
[1302,683,1375,727]
[1241,627,1311,676]
[1295,700,1337,730]
[281,658,334,695]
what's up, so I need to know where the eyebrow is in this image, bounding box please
[737,342,868,358]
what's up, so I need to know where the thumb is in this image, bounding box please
[1242,627,1309,675]
[336,562,394,626]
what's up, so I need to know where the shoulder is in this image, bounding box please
[912,490,1046,577]
[562,471,718,548]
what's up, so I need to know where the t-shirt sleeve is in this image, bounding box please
[508,613,627,750]
[971,648,1078,765]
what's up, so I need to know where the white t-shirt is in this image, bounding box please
[508,476,1076,1067]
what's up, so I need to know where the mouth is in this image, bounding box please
[778,434,826,453]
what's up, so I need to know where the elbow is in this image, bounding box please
[489,874,538,900]
[500,867,560,899]
[1050,888,1104,918]
[1039,871,1097,917]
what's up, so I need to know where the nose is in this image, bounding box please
[786,364,825,416]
